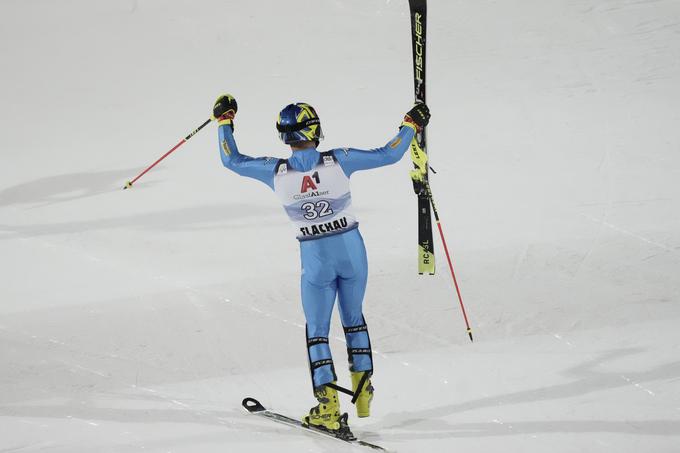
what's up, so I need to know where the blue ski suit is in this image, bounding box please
[218,123,415,388]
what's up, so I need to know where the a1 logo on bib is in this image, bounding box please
[300,172,321,193]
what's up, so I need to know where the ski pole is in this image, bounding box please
[424,180,474,342]
[123,118,213,189]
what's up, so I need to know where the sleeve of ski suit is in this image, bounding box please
[333,124,416,177]
[218,124,277,190]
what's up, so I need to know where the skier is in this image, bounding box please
[212,94,430,432]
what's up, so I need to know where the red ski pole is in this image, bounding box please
[123,118,213,189]
[425,179,474,342]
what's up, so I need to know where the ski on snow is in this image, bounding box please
[242,397,388,451]
[408,0,436,275]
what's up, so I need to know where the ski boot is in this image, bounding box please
[351,371,374,418]
[303,383,352,437]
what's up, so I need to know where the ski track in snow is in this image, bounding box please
[580,213,678,256]
[544,328,659,400]
[2,324,243,434]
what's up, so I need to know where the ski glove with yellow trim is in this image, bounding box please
[212,94,238,130]
[401,102,430,132]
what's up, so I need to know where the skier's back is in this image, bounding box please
[213,94,430,433]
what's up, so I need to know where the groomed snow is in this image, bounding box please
[1,1,679,452]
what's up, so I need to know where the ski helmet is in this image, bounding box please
[276,103,323,145]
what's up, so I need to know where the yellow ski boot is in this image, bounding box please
[303,384,345,431]
[351,371,374,418]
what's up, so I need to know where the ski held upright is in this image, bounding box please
[408,0,435,275]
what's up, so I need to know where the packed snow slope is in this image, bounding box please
[1,1,679,452]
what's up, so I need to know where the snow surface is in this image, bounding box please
[1,0,679,452]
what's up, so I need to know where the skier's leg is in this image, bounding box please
[300,243,339,389]
[335,230,372,374]
[300,241,345,430]
[335,230,374,418]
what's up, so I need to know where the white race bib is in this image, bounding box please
[274,152,358,241]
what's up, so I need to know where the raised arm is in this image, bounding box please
[213,94,277,190]
[333,103,431,177]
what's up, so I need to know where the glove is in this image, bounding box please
[401,102,430,132]
[213,94,238,129]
